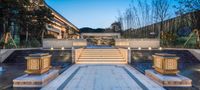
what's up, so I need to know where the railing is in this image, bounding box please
[118,48,128,63]
[75,48,84,63]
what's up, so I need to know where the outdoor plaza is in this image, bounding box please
[1,0,200,90]
[0,32,200,90]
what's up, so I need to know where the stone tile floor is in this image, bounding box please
[42,64,165,90]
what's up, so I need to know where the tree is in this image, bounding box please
[0,0,53,48]
[0,0,24,48]
[152,0,170,40]
[117,0,161,38]
[174,0,200,48]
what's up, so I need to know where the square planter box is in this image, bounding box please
[152,53,179,75]
[25,53,52,74]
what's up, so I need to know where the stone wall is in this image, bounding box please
[43,39,160,48]
[42,39,87,48]
[115,39,160,48]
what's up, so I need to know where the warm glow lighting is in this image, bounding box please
[52,13,78,31]
[128,47,131,50]
[159,47,162,50]
[138,47,141,50]
[61,47,65,50]
[148,47,152,50]
[50,47,54,50]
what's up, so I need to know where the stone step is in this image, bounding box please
[77,60,126,62]
[81,53,121,55]
[79,56,123,59]
[84,49,119,50]
[84,49,118,50]
[82,51,120,53]
[76,48,126,64]
[80,54,122,57]
[76,61,127,64]
[83,51,119,52]
[78,58,125,61]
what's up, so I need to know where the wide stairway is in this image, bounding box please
[75,48,127,64]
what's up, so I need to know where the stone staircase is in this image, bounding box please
[75,48,127,64]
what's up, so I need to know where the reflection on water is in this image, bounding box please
[0,63,25,90]
[131,50,200,90]
[0,71,3,75]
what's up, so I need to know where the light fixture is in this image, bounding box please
[61,47,65,50]
[138,47,141,50]
[159,47,162,50]
[50,47,54,50]
[148,47,152,50]
[128,47,131,50]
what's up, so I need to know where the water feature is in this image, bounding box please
[0,67,2,71]
[0,67,3,75]
[0,49,72,90]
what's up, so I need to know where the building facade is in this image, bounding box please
[44,2,80,39]
[0,0,80,48]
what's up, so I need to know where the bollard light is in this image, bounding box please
[61,47,65,50]
[50,47,54,50]
[128,47,131,50]
[148,47,152,50]
[159,47,162,50]
[138,47,141,50]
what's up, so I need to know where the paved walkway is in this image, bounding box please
[41,64,165,90]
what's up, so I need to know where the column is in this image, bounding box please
[71,47,75,64]
[128,47,131,64]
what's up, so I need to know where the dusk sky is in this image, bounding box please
[45,0,176,28]
[45,0,131,28]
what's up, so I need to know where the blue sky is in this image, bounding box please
[45,0,176,28]
[45,0,132,28]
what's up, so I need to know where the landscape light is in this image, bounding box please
[61,47,65,50]
[159,47,162,50]
[128,47,131,50]
[138,47,141,50]
[148,47,152,50]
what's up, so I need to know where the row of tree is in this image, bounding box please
[117,0,200,48]
[0,0,53,48]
